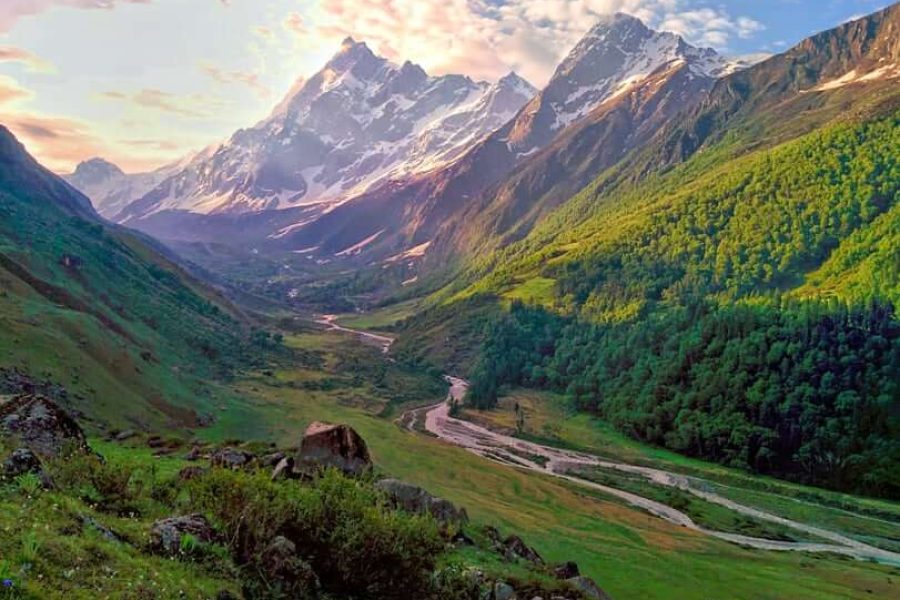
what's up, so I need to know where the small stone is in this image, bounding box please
[553,561,580,580]
[149,514,216,556]
[494,581,517,600]
[566,576,612,600]
[114,430,136,442]
[178,466,206,481]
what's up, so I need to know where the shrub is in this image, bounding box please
[188,468,445,599]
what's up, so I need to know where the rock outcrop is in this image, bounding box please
[375,478,469,528]
[0,394,90,457]
[295,422,372,476]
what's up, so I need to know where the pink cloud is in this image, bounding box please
[0,46,53,71]
[201,64,271,99]
[0,77,31,106]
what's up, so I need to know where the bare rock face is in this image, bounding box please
[375,478,469,528]
[0,394,90,458]
[295,422,372,476]
[149,514,216,556]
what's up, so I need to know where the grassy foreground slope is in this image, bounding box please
[0,126,271,430]
[197,326,899,600]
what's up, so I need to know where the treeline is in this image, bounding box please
[468,299,899,497]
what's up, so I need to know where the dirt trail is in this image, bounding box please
[318,318,900,565]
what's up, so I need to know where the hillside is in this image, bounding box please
[397,7,900,499]
[0,126,266,431]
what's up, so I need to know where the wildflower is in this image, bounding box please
[1,579,13,588]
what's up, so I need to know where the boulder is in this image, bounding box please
[494,581,517,600]
[503,535,543,565]
[210,447,255,470]
[2,447,42,478]
[553,562,580,580]
[271,456,295,481]
[375,478,469,528]
[178,466,207,481]
[295,422,371,476]
[149,514,216,556]
[258,536,319,597]
[261,451,286,467]
[183,446,204,461]
[0,395,90,458]
[566,576,612,600]
[114,430,136,442]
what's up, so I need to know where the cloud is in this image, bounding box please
[282,11,307,36]
[0,110,108,172]
[99,87,222,117]
[0,75,32,105]
[201,64,271,99]
[0,46,54,72]
[291,0,767,86]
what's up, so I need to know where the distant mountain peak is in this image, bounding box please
[326,36,380,74]
[71,157,125,179]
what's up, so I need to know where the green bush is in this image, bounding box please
[188,468,445,599]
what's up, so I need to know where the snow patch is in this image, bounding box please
[335,229,385,257]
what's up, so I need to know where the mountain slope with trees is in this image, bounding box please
[402,7,900,498]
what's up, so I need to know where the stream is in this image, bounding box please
[317,315,900,565]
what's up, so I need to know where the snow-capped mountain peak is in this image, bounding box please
[115,40,536,219]
[507,12,735,141]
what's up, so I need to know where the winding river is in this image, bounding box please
[317,315,900,565]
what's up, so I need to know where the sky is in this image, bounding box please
[0,0,891,173]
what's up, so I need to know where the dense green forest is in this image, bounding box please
[462,114,900,498]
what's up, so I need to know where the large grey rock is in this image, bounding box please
[149,514,216,556]
[210,447,255,470]
[295,422,371,476]
[566,576,612,600]
[0,395,90,458]
[375,478,469,527]
[503,535,543,565]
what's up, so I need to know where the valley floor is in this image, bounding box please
[199,314,900,600]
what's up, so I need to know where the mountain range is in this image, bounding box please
[67,14,741,265]
[105,38,535,224]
